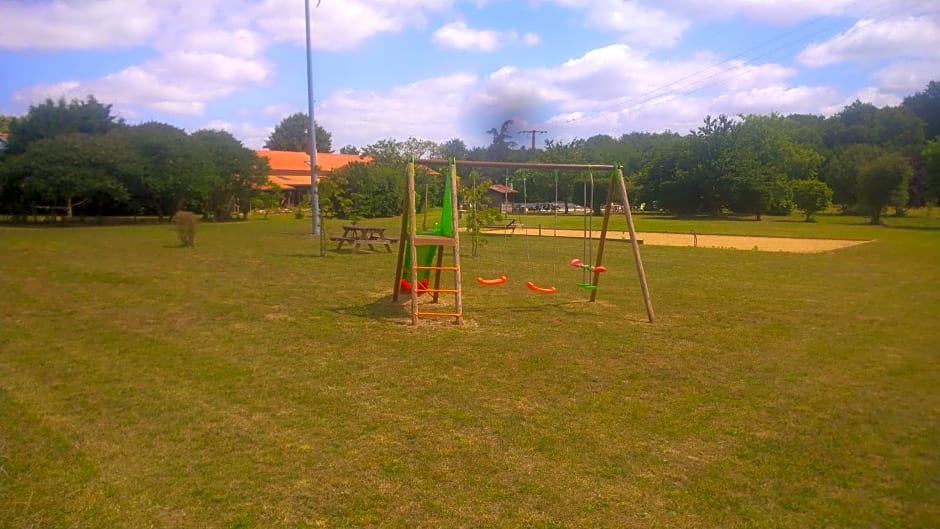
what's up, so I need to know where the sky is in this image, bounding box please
[0,0,937,150]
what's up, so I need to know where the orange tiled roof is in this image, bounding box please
[256,150,369,172]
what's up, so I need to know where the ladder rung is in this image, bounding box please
[415,266,459,271]
[417,288,460,293]
[415,311,463,318]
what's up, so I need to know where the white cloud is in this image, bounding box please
[13,52,271,117]
[253,0,454,51]
[311,43,838,147]
[194,119,273,149]
[316,73,479,146]
[432,22,542,51]
[873,59,940,94]
[798,15,940,67]
[552,0,690,47]
[0,0,160,50]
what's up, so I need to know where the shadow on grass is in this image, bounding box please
[881,223,940,231]
[329,294,413,323]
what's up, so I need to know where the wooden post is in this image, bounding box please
[392,192,409,302]
[406,161,420,325]
[591,169,619,302]
[617,167,654,323]
[449,160,464,325]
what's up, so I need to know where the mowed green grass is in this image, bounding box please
[1,213,938,528]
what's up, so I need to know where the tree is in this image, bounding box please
[5,133,132,218]
[857,152,912,224]
[323,162,403,219]
[339,144,360,155]
[5,96,120,155]
[250,187,282,219]
[903,80,940,140]
[922,139,940,207]
[791,179,833,221]
[723,114,822,219]
[486,119,517,161]
[822,144,883,210]
[0,115,13,134]
[190,129,269,220]
[264,112,332,153]
[440,138,468,159]
[123,122,215,220]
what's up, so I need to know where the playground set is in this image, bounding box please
[392,159,654,326]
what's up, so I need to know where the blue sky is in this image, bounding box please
[0,0,937,150]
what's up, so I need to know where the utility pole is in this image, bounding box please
[304,0,321,237]
[518,129,547,150]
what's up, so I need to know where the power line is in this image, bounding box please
[559,0,924,126]
[518,129,547,150]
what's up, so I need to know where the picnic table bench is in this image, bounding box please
[481,219,516,234]
[331,225,399,253]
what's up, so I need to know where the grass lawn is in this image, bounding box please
[1,212,938,528]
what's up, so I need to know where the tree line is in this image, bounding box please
[1,81,938,224]
[0,97,270,222]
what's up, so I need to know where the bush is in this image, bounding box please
[792,179,833,221]
[172,210,198,246]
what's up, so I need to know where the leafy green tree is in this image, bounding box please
[123,122,215,220]
[264,112,332,153]
[0,115,13,134]
[190,129,269,220]
[857,152,912,224]
[922,139,940,206]
[339,144,360,155]
[903,80,940,140]
[5,96,120,155]
[440,138,468,159]
[723,114,822,219]
[791,179,833,221]
[822,144,883,210]
[250,187,282,219]
[6,133,132,218]
[361,138,407,167]
[324,162,403,219]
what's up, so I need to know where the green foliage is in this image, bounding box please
[324,162,403,219]
[250,187,282,219]
[5,96,120,155]
[190,129,269,220]
[791,179,833,221]
[821,144,883,211]
[922,139,940,208]
[4,133,133,218]
[339,144,360,155]
[171,210,198,246]
[902,80,940,140]
[263,112,332,153]
[123,122,216,219]
[857,152,913,224]
[459,173,500,232]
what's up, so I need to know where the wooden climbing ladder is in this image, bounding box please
[392,159,463,325]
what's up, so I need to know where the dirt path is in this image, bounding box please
[483,227,871,254]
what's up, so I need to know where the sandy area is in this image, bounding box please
[481,227,871,254]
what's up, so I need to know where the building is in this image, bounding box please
[255,150,370,207]
[488,183,518,214]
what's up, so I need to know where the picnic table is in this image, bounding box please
[330,225,399,253]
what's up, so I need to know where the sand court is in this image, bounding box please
[485,227,872,254]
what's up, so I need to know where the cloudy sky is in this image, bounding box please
[0,0,937,150]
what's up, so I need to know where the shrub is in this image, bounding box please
[792,179,833,221]
[172,210,198,246]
